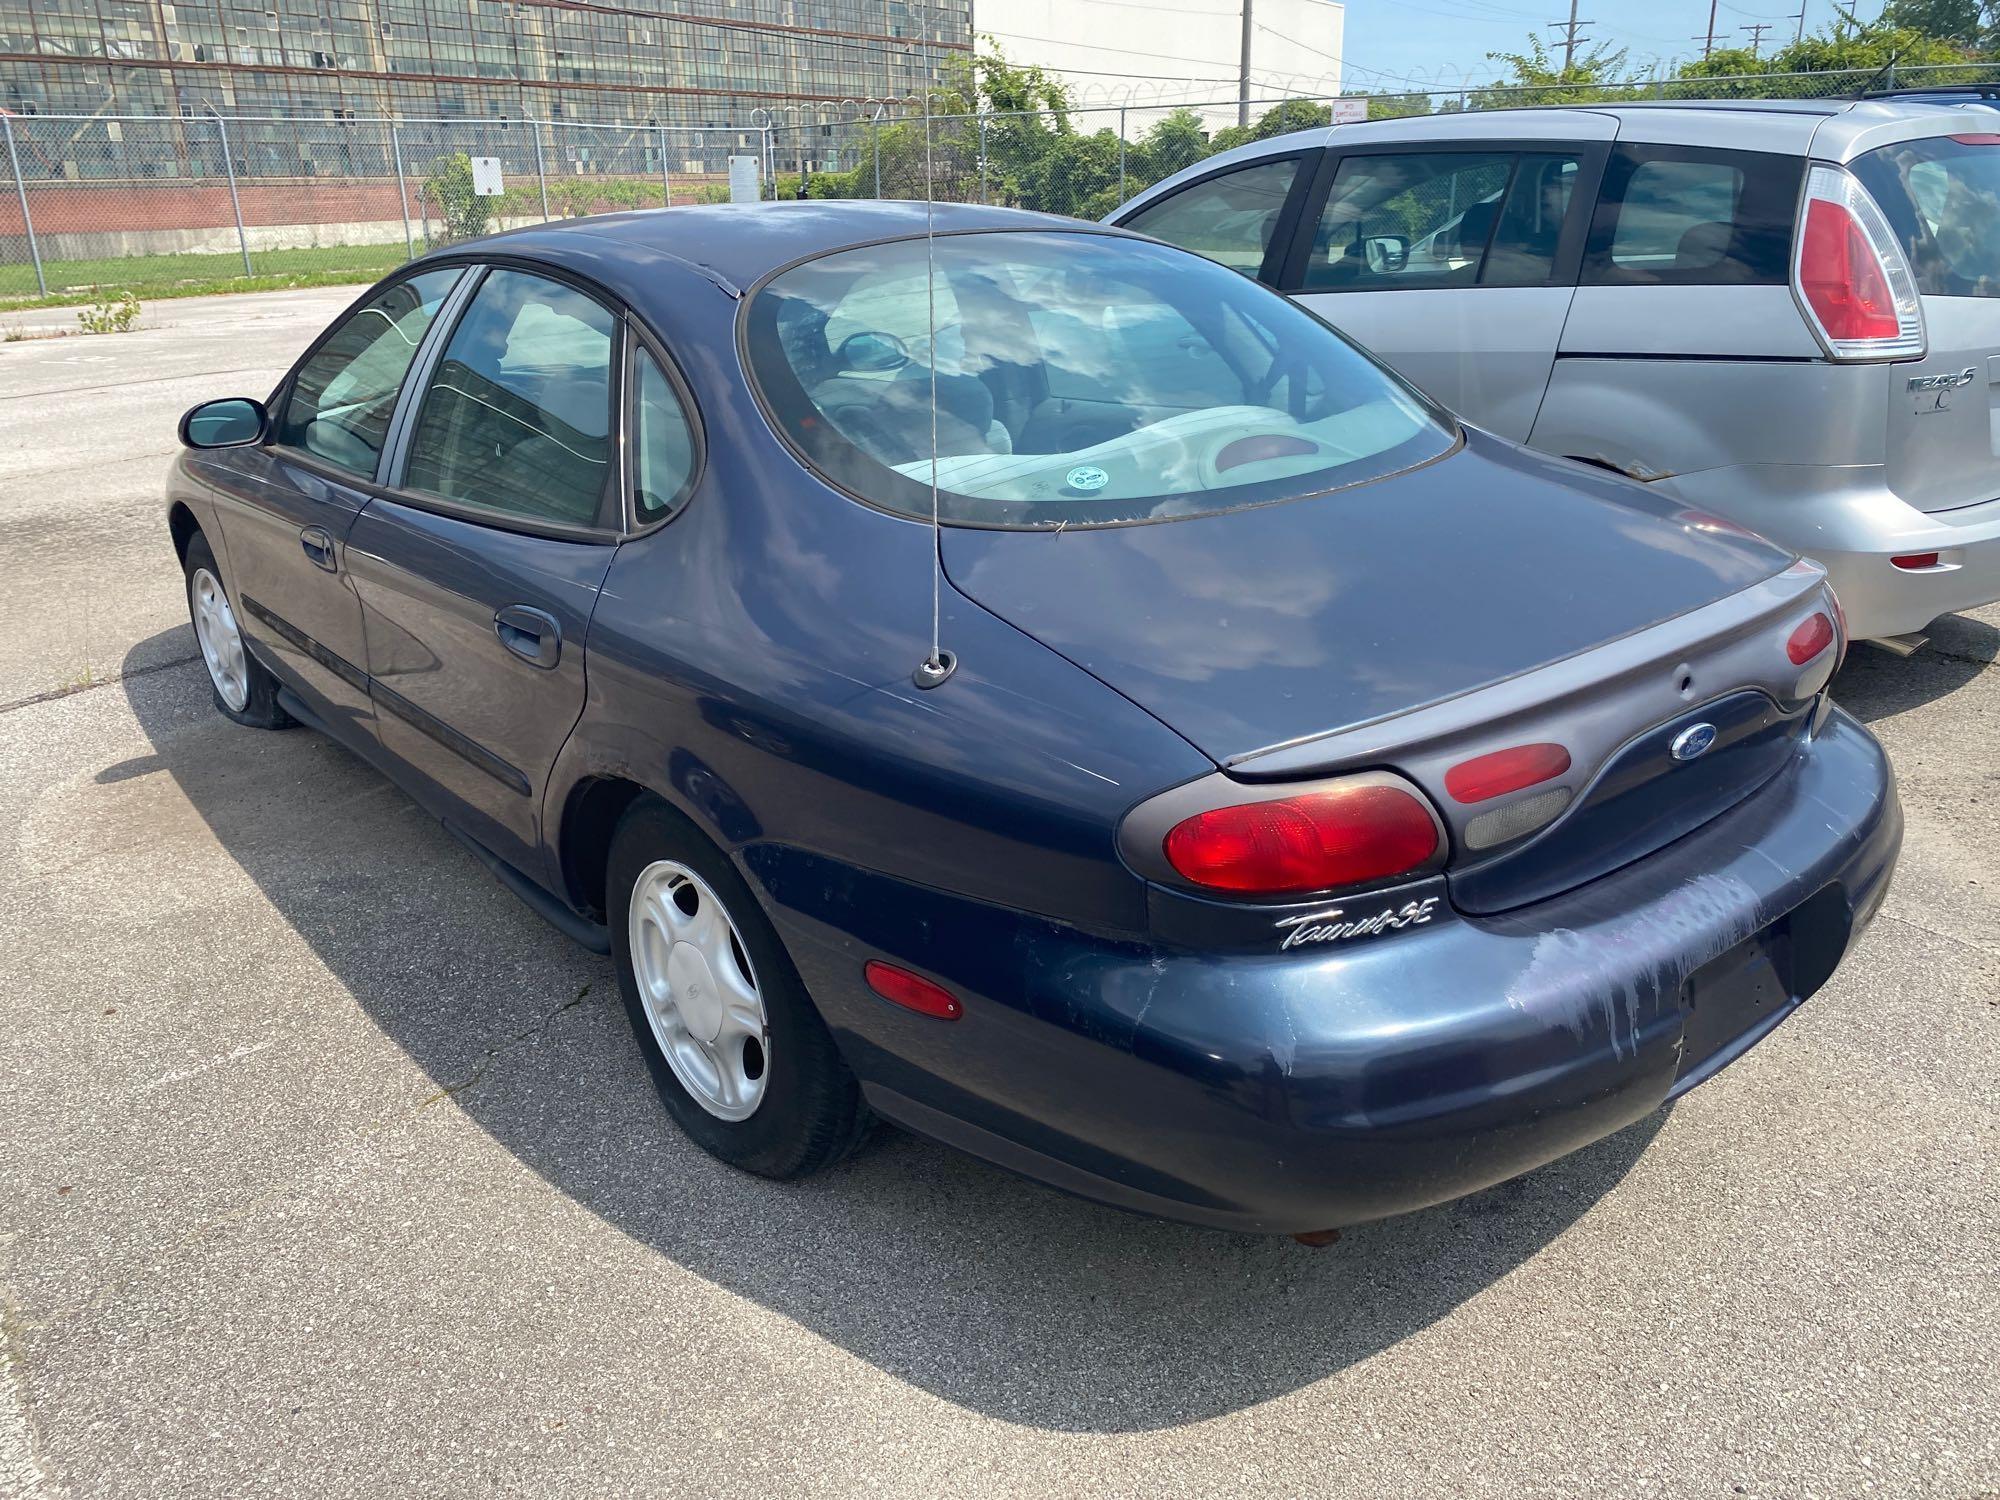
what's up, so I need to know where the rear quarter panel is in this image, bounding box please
[1530,353,1885,480]
[545,283,1213,942]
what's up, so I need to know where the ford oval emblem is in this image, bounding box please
[1671,722,1718,761]
[1065,464,1109,492]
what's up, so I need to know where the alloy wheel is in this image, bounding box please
[628,859,770,1121]
[189,566,250,712]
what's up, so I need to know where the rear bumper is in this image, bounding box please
[1664,466,2000,640]
[771,708,1900,1235]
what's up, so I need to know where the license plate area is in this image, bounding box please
[1673,884,1852,1092]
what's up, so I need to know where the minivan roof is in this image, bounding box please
[1115,96,1983,217]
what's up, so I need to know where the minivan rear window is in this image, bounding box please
[1852,135,2000,298]
[1583,144,1801,286]
[745,231,1454,529]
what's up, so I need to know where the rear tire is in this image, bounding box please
[182,533,292,730]
[608,795,870,1178]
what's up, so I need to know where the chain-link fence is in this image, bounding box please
[0,113,763,300]
[9,62,2000,302]
[769,62,2000,220]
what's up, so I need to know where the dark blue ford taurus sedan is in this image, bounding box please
[167,202,1901,1237]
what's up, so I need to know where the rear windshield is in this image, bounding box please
[743,230,1453,529]
[1853,134,2000,298]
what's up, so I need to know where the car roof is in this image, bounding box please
[416,200,1116,296]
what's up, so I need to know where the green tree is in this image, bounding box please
[1878,0,1983,47]
[1130,108,1211,184]
[1667,21,1977,97]
[1478,35,1639,105]
[423,152,492,244]
[1210,97,1333,154]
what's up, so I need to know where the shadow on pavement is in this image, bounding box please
[120,628,1664,1434]
[1833,610,1999,724]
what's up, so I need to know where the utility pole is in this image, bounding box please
[1238,0,1253,129]
[1694,0,1723,57]
[1549,0,1591,72]
[1791,0,1808,43]
[1741,20,1770,53]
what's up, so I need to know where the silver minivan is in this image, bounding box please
[1110,100,2000,648]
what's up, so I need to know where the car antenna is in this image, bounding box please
[912,42,957,690]
[1848,47,1903,98]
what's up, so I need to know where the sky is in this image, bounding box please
[1287,0,1890,97]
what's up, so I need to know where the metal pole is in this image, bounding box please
[873,114,882,197]
[1238,0,1253,129]
[1117,106,1127,202]
[658,124,671,208]
[208,109,252,276]
[1,115,44,298]
[390,123,415,260]
[977,110,987,204]
[762,126,774,200]
[533,119,550,220]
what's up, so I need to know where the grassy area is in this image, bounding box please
[0,242,405,308]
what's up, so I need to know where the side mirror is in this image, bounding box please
[179,397,268,449]
[837,330,909,373]
[1362,234,1409,274]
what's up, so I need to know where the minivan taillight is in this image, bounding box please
[1793,164,1925,361]
[1160,780,1441,896]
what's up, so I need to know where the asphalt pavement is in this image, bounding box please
[0,288,1994,1499]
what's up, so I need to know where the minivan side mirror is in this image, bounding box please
[179,397,268,449]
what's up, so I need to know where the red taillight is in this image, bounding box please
[1794,165,1923,359]
[1949,133,2000,145]
[1787,611,1835,665]
[863,961,962,1020]
[1162,783,1439,895]
[1799,197,1900,342]
[1444,743,1571,804]
[1891,552,1940,570]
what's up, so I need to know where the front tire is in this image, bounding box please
[608,795,870,1178]
[182,533,292,730]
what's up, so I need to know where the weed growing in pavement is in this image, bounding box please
[76,291,142,334]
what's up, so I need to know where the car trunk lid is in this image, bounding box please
[1884,300,2000,515]
[946,434,1838,914]
[1847,133,2000,514]
[942,432,1791,765]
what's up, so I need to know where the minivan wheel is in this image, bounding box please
[182,533,292,730]
[607,795,870,1178]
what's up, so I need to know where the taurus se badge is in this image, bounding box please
[1671,722,1718,761]
[1277,896,1440,951]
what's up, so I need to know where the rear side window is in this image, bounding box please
[1852,135,2000,298]
[1300,150,1583,291]
[1119,157,1305,277]
[404,268,617,526]
[1583,145,1801,286]
[633,349,698,524]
